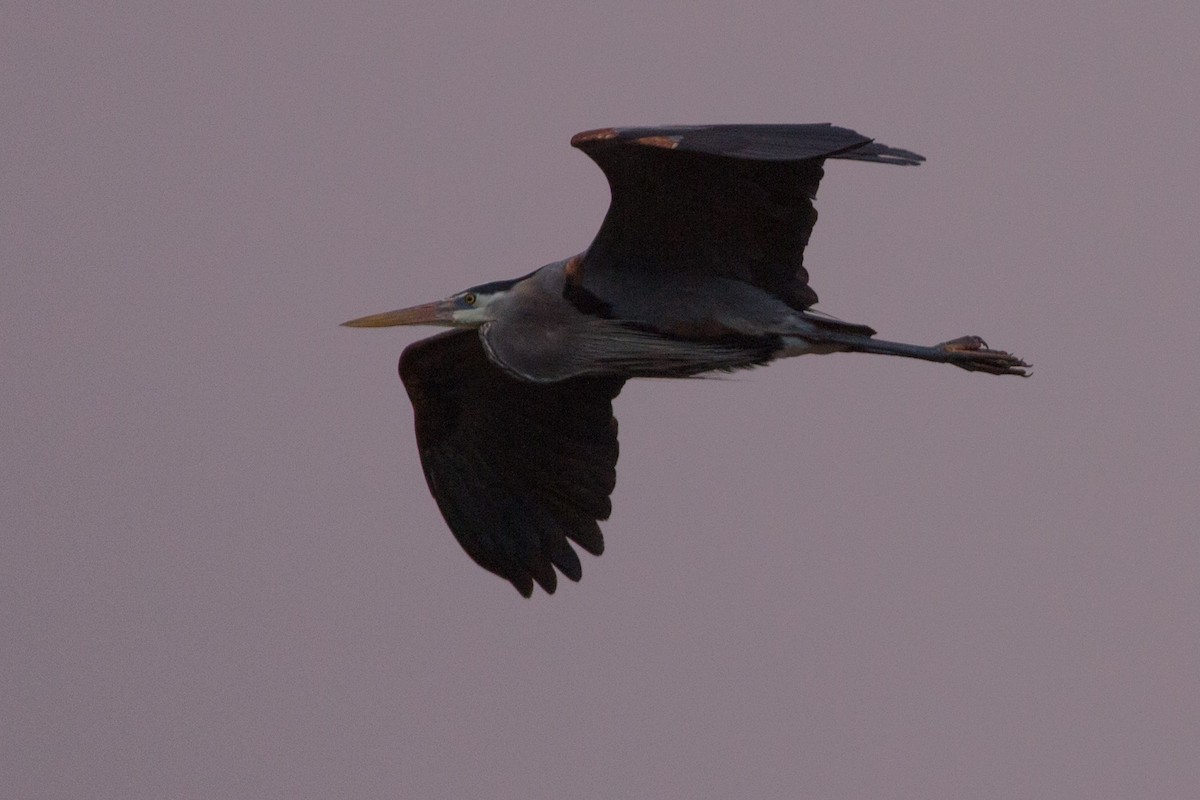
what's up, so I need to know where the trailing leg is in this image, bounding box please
[782,331,1030,376]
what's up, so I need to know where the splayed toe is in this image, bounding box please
[938,335,989,352]
[939,335,1030,376]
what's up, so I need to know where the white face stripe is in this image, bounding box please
[450,291,502,325]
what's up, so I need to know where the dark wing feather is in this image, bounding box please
[570,124,923,311]
[399,329,624,597]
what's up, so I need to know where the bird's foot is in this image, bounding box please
[936,335,1031,377]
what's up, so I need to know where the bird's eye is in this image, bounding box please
[463,293,477,306]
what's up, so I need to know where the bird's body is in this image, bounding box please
[345,124,1029,597]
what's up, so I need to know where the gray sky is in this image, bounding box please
[6,2,1199,798]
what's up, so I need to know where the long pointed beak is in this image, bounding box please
[341,300,454,328]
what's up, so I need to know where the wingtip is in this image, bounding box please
[838,140,926,166]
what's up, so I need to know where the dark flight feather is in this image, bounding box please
[399,329,623,596]
[571,124,924,313]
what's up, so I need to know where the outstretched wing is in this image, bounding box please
[399,329,624,597]
[570,124,923,312]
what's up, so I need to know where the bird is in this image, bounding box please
[343,124,1029,597]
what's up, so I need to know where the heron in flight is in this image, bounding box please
[344,124,1029,597]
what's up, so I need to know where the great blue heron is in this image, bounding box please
[344,124,1029,597]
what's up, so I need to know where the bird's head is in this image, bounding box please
[341,278,519,330]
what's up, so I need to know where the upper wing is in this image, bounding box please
[570,124,923,312]
[399,329,624,597]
